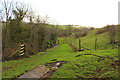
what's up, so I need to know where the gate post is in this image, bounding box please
[79,39,81,51]
[95,38,97,50]
[58,40,59,44]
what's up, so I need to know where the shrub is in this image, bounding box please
[69,44,79,52]
[89,27,94,30]
[95,25,117,35]
[74,27,89,39]
[74,31,88,39]
[95,28,106,35]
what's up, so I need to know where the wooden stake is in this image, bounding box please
[95,38,97,50]
[79,39,81,51]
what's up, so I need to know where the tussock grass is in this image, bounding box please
[2,44,118,79]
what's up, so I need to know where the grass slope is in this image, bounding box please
[57,25,67,29]
[50,47,118,78]
[2,44,118,79]
[2,44,72,78]
[60,29,118,50]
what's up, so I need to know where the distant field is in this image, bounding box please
[2,44,118,79]
[57,25,67,29]
[46,25,67,29]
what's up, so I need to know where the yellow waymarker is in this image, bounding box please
[20,53,24,56]
[20,43,25,56]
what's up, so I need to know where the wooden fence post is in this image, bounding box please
[95,38,97,50]
[79,39,81,51]
[58,40,59,44]
[112,40,114,49]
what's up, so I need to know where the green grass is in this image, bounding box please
[2,44,118,79]
[60,29,118,50]
[79,29,118,50]
[50,46,118,78]
[2,44,72,78]
[58,37,72,44]
[57,25,67,29]
[46,25,67,29]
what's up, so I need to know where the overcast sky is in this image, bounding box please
[20,0,119,27]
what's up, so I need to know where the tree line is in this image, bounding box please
[1,0,105,61]
[1,0,66,61]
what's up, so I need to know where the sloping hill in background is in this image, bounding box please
[59,27,118,50]
[80,28,118,50]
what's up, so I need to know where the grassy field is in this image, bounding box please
[2,44,72,78]
[50,48,118,78]
[46,25,67,29]
[2,44,118,79]
[59,29,118,50]
[77,29,118,50]
[57,25,67,29]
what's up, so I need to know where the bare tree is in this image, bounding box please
[42,15,49,24]
[2,0,14,26]
[13,6,28,25]
[1,0,14,45]
[26,7,35,23]
[108,25,117,45]
[0,2,3,22]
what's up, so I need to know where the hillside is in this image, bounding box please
[65,28,118,50]
[2,26,119,79]
[1,0,119,79]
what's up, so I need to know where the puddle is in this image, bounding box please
[41,61,67,79]
[17,65,50,80]
[17,61,67,80]
[45,61,67,68]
